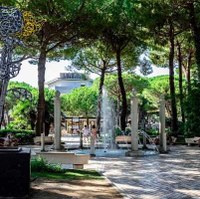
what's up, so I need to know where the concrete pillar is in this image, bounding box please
[159,95,167,152]
[41,123,45,151]
[131,90,139,151]
[142,119,147,149]
[54,90,61,150]
[41,132,45,151]
[90,135,95,156]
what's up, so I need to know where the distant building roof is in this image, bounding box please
[46,72,92,94]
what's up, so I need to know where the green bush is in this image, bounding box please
[115,127,122,136]
[31,157,63,173]
[115,127,131,136]
[146,128,159,136]
[0,129,35,144]
[185,82,200,138]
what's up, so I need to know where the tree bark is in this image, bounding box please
[36,46,47,136]
[96,65,106,135]
[187,51,192,92]
[0,106,5,129]
[116,49,127,131]
[117,95,121,128]
[177,41,185,124]
[169,22,178,135]
[187,1,200,81]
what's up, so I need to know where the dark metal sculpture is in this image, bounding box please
[7,88,32,101]
[0,7,24,121]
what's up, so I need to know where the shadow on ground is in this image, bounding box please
[30,178,123,199]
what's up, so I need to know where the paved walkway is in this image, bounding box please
[86,146,200,199]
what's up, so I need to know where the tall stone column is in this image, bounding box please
[90,135,95,156]
[126,89,140,156]
[159,95,167,152]
[54,90,61,150]
[41,134,45,151]
[131,90,139,151]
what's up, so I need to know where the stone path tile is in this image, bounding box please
[86,146,200,199]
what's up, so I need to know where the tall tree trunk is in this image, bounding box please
[169,22,178,135]
[182,50,192,92]
[187,1,200,81]
[0,106,5,129]
[45,122,50,136]
[187,51,192,92]
[116,49,127,131]
[177,41,185,124]
[117,95,121,128]
[96,65,106,135]
[36,46,47,136]
[86,115,89,126]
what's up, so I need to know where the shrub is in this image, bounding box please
[185,82,200,138]
[115,127,130,136]
[31,157,63,173]
[115,127,122,136]
[146,128,159,136]
[0,129,35,144]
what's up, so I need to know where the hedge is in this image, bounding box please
[0,129,35,144]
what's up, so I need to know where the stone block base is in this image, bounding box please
[125,150,159,157]
[73,164,84,169]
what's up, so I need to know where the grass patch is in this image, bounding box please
[31,169,103,180]
[31,157,103,180]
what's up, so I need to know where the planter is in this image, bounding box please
[0,148,31,198]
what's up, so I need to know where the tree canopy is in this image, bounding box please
[2,0,200,137]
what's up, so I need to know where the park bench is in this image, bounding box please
[35,151,90,169]
[185,137,200,146]
[34,136,54,145]
[115,136,132,144]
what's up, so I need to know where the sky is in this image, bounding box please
[12,60,71,87]
[12,59,169,88]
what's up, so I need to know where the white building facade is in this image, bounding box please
[46,72,92,93]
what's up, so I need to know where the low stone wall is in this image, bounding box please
[185,137,200,146]
[36,151,90,169]
[34,136,54,145]
[115,136,132,144]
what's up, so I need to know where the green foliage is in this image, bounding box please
[0,129,35,144]
[103,73,150,117]
[2,0,200,137]
[15,131,35,144]
[61,86,98,117]
[104,73,149,101]
[142,75,182,112]
[6,81,38,130]
[185,82,200,138]
[31,157,102,180]
[71,41,115,75]
[6,81,55,131]
[31,157,63,173]
[31,170,103,180]
[114,126,131,136]
[114,127,123,136]
[146,128,159,136]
